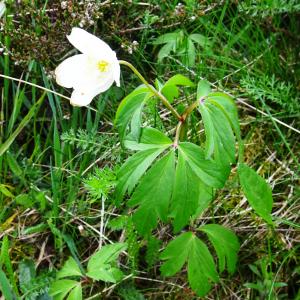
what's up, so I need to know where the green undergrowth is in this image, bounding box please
[0,0,299,299]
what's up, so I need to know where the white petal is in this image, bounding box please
[111,52,121,87]
[94,74,115,93]
[55,54,88,88]
[70,89,99,107]
[67,28,113,59]
[70,75,115,107]
[56,54,107,91]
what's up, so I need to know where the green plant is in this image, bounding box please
[112,65,274,296]
[49,243,127,300]
[244,257,288,300]
[240,74,299,114]
[1,56,276,298]
[2,2,299,297]
[153,29,212,66]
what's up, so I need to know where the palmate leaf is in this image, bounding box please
[189,33,212,49]
[238,163,273,225]
[119,134,226,233]
[200,224,240,274]
[198,89,241,168]
[115,148,165,203]
[124,127,172,151]
[206,92,241,140]
[115,85,154,142]
[49,279,81,300]
[161,74,194,103]
[86,243,127,283]
[115,128,172,203]
[170,142,225,232]
[57,257,83,279]
[129,151,175,236]
[160,232,219,297]
[178,142,227,188]
[197,80,211,99]
[170,151,212,232]
[153,31,182,62]
[198,101,236,166]
[67,284,82,300]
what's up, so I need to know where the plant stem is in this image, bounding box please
[182,96,206,121]
[99,196,105,248]
[174,121,184,147]
[173,97,204,144]
[118,60,182,121]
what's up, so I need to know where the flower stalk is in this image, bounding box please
[119,60,182,121]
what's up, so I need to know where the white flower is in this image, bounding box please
[55,28,120,106]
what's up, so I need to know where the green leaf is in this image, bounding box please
[86,267,123,283]
[187,236,219,297]
[163,74,194,88]
[129,151,175,235]
[153,32,179,45]
[170,152,204,232]
[197,80,211,100]
[161,74,194,103]
[160,232,219,297]
[244,282,263,290]
[200,224,240,274]
[19,260,36,293]
[189,34,211,48]
[115,85,153,142]
[88,243,127,267]
[15,194,33,208]
[238,163,273,224]
[198,104,215,158]
[160,232,193,276]
[86,243,126,283]
[0,184,14,198]
[169,142,225,232]
[199,102,236,165]
[186,38,196,66]
[146,236,161,268]
[206,92,240,140]
[115,148,165,202]
[49,279,79,298]
[157,43,174,62]
[57,257,83,279]
[6,152,22,177]
[178,142,227,188]
[124,127,172,151]
[67,284,82,300]
[0,269,15,300]
[192,183,214,219]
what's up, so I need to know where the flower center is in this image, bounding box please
[97,60,109,72]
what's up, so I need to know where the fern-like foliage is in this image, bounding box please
[240,74,299,114]
[61,128,118,156]
[84,167,116,201]
[238,0,300,17]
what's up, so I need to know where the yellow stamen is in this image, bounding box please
[97,60,109,72]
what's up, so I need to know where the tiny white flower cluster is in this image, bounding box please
[60,1,103,27]
[174,2,185,16]
[61,1,68,10]
[121,40,139,55]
